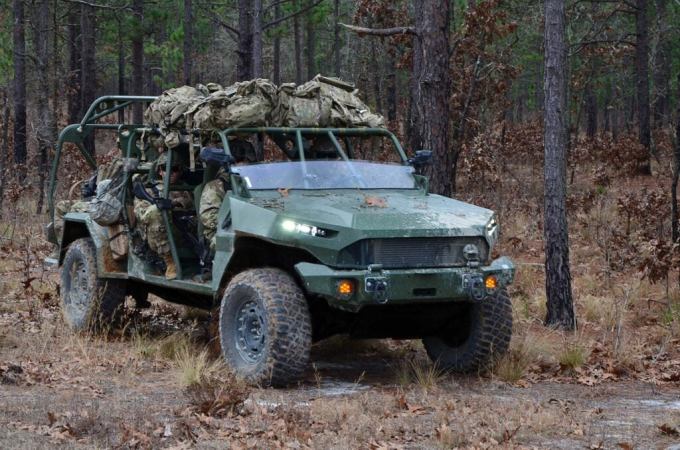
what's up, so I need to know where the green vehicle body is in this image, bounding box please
[49,96,515,383]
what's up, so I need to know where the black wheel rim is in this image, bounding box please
[235,300,265,364]
[66,259,89,319]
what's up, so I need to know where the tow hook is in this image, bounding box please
[462,273,486,301]
[365,264,388,303]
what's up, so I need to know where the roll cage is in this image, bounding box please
[48,95,407,280]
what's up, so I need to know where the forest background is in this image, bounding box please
[1,0,680,447]
[2,0,677,203]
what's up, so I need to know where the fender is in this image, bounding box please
[59,212,128,279]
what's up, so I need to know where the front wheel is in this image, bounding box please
[219,268,312,387]
[60,238,126,333]
[423,289,513,373]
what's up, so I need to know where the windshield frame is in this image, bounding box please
[214,127,412,193]
[216,127,408,164]
[232,159,418,190]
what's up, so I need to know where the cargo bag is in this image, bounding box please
[275,75,385,128]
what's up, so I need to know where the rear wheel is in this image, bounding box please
[60,238,126,333]
[219,268,312,387]
[423,290,512,372]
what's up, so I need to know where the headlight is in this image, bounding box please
[486,215,499,242]
[281,219,329,237]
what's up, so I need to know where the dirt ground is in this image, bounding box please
[1,284,679,449]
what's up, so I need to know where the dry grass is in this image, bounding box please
[174,346,223,387]
[493,341,535,383]
[558,337,589,371]
[395,359,444,390]
[493,326,560,382]
[185,370,250,417]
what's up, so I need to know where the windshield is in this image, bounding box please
[232,160,417,190]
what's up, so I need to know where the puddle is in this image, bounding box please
[312,361,357,371]
[308,380,370,397]
[626,399,680,411]
[248,398,311,409]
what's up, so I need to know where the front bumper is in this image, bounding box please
[295,256,515,312]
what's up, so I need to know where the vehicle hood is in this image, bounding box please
[238,190,494,238]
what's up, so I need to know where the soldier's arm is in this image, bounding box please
[199,181,225,229]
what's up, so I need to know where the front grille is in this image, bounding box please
[337,237,489,269]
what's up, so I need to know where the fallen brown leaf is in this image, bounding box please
[364,195,387,208]
[658,423,680,436]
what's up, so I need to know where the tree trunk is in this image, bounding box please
[0,91,8,217]
[652,0,670,128]
[33,0,53,214]
[273,2,281,84]
[386,52,397,122]
[333,0,341,76]
[12,0,27,178]
[251,0,263,78]
[543,0,575,330]
[183,0,193,85]
[370,38,383,114]
[306,2,316,80]
[635,0,651,173]
[409,0,451,196]
[67,4,81,125]
[603,77,611,135]
[672,74,680,245]
[236,0,253,81]
[132,0,144,123]
[585,79,597,138]
[117,18,126,123]
[293,0,303,84]
[80,2,96,155]
[535,60,544,117]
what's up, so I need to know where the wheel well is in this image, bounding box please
[217,237,319,299]
[227,237,318,277]
[59,221,90,264]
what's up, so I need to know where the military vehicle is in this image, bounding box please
[47,96,515,386]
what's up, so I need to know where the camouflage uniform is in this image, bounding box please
[199,168,229,252]
[133,153,193,258]
[133,183,193,256]
[55,200,90,238]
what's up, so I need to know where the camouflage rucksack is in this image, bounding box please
[144,85,208,149]
[274,75,385,128]
[187,79,277,131]
[89,157,135,226]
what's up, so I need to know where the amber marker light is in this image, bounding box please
[485,275,498,290]
[336,279,354,297]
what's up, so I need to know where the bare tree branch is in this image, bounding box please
[569,37,636,56]
[262,0,325,30]
[339,23,417,37]
[212,16,240,40]
[62,0,131,11]
[264,0,292,14]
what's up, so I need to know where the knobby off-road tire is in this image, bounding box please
[219,268,312,387]
[60,238,126,333]
[423,289,512,373]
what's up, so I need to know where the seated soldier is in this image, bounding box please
[133,152,193,279]
[199,138,255,255]
[54,155,124,238]
[307,135,339,159]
